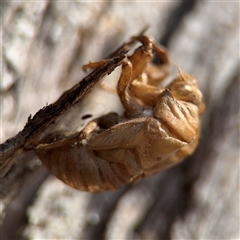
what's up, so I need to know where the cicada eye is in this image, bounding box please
[170,82,193,101]
[169,78,203,107]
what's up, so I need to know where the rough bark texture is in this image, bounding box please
[1,1,239,239]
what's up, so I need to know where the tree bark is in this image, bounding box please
[1,1,239,239]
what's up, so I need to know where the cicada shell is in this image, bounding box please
[34,35,205,192]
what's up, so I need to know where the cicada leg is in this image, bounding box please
[82,59,111,72]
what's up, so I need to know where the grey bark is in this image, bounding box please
[1,1,239,239]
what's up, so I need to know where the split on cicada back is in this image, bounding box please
[34,33,205,192]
